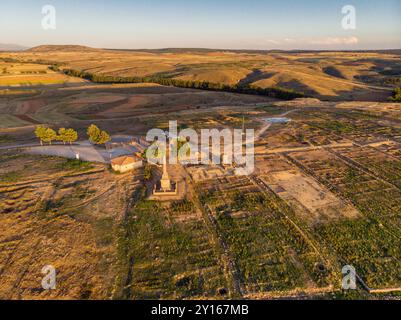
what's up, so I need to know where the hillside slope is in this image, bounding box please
[2,46,400,101]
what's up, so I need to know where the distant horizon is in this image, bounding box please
[3,43,401,53]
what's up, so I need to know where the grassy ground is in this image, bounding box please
[115,199,229,299]
[289,149,401,289]
[0,62,84,86]
[1,94,401,299]
[0,115,31,128]
[0,134,14,144]
[196,176,334,295]
[0,152,138,299]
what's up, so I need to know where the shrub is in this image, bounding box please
[388,87,401,102]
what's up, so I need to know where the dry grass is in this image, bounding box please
[0,115,31,128]
[0,62,84,86]
[2,47,400,100]
[0,152,140,299]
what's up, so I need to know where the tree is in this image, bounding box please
[64,128,78,145]
[97,130,110,145]
[87,124,110,145]
[389,87,401,102]
[58,128,67,144]
[87,124,100,142]
[144,165,153,181]
[177,138,191,157]
[42,128,57,145]
[62,68,305,100]
[34,125,47,145]
[58,128,78,145]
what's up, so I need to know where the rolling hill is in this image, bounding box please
[1,45,401,101]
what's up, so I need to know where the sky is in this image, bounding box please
[1,0,401,50]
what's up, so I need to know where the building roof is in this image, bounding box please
[111,155,141,166]
[107,135,135,144]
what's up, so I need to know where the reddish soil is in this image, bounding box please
[16,99,47,114]
[14,114,41,124]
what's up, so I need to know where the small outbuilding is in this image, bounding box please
[111,155,143,173]
[106,135,137,150]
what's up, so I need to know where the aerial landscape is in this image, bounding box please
[1,0,401,304]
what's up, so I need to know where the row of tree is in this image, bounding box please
[34,124,111,146]
[384,77,401,86]
[62,68,306,100]
[388,87,401,102]
[34,126,78,145]
[0,56,304,100]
